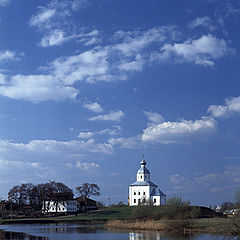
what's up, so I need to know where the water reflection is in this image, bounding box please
[0,224,238,240]
[129,232,161,240]
[0,229,47,240]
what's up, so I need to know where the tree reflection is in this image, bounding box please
[0,230,47,240]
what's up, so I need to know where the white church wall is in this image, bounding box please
[129,185,150,206]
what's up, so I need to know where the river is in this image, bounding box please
[0,224,235,240]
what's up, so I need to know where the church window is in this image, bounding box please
[138,192,140,195]
[143,192,145,195]
[141,175,142,179]
[138,199,141,204]
[134,192,136,195]
[154,199,156,203]
[134,199,136,203]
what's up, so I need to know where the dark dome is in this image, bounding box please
[137,167,150,175]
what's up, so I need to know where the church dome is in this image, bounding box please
[137,167,150,175]
[137,158,150,175]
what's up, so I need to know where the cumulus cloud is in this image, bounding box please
[0,74,78,102]
[0,26,233,102]
[83,101,104,113]
[159,34,232,67]
[89,110,125,121]
[142,116,216,144]
[208,96,240,118]
[188,16,215,31]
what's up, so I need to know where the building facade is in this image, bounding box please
[42,200,78,213]
[129,158,166,206]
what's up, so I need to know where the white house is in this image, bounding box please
[42,200,78,214]
[129,158,166,206]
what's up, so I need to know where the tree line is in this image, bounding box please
[6,181,100,212]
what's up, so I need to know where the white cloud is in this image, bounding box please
[168,166,240,196]
[78,126,121,139]
[208,96,240,118]
[0,74,78,102]
[159,34,232,67]
[118,54,144,72]
[30,1,97,48]
[169,174,185,185]
[0,138,114,161]
[0,50,18,63]
[76,161,99,170]
[0,159,40,169]
[51,48,110,84]
[78,131,94,139]
[83,102,104,113]
[89,110,125,121]
[40,29,101,48]
[40,29,67,47]
[142,116,216,144]
[188,16,215,31]
[0,27,232,102]
[113,26,174,56]
[0,73,6,84]
[108,136,140,149]
[30,8,56,28]
[143,111,165,124]
[0,0,10,6]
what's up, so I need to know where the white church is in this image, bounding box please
[129,157,166,206]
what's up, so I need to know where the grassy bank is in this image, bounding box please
[105,218,236,235]
[1,205,238,236]
[0,206,135,225]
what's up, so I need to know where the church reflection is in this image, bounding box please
[128,232,198,240]
[129,232,161,240]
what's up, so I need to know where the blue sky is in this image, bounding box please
[0,0,240,206]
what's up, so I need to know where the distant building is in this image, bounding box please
[75,197,97,211]
[42,196,97,214]
[129,157,166,206]
[42,200,78,214]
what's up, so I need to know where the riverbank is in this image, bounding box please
[0,205,238,236]
[105,218,237,235]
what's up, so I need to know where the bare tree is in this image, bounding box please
[76,183,100,198]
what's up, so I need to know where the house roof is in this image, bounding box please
[150,188,166,196]
[129,180,158,187]
[75,197,96,203]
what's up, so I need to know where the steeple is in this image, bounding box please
[137,155,150,182]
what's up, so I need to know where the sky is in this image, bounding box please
[0,0,240,207]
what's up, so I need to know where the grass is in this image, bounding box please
[105,218,236,234]
[0,206,136,224]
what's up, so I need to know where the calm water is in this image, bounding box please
[0,224,234,240]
